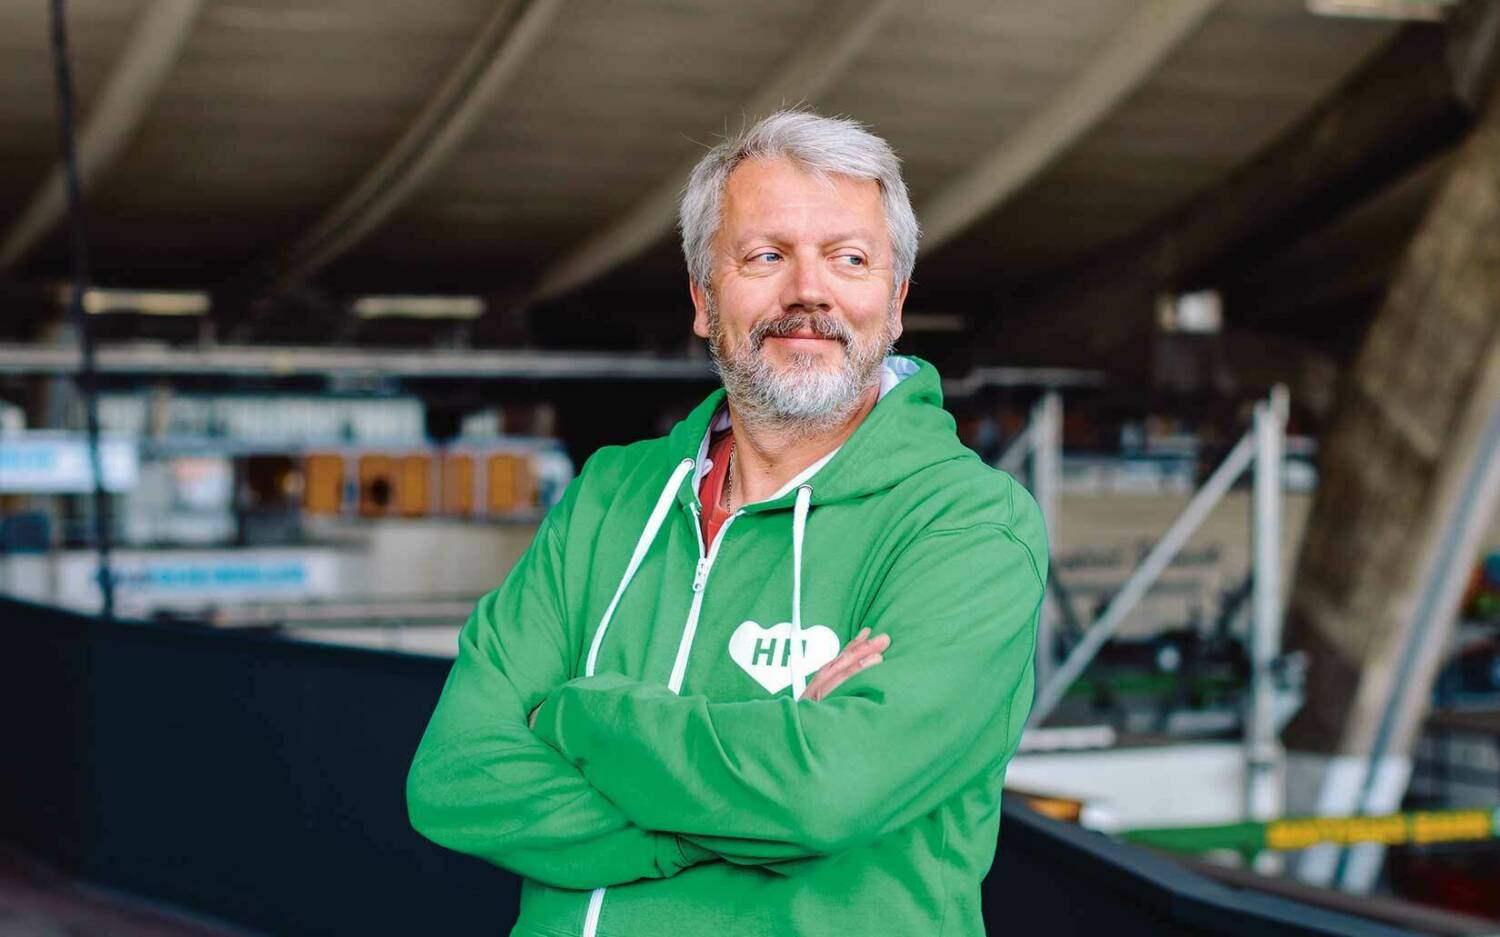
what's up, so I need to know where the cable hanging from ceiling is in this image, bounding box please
[49,0,116,620]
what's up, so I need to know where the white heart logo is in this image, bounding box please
[728,620,841,695]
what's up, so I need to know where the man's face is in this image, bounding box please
[690,157,908,427]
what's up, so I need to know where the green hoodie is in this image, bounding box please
[407,356,1048,937]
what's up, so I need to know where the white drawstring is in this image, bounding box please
[580,457,693,937]
[789,484,812,701]
[584,461,816,698]
[584,458,695,677]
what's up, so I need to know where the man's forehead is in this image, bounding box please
[719,158,886,241]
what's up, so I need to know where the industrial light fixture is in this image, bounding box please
[351,295,486,319]
[1306,0,1456,21]
[1156,290,1223,334]
[71,287,210,316]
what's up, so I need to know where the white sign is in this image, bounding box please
[0,434,137,493]
[54,549,341,613]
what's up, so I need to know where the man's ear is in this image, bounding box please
[689,276,711,339]
[890,278,910,343]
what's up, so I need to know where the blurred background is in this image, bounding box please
[3,0,1500,934]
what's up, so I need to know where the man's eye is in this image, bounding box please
[752,252,781,263]
[837,254,866,267]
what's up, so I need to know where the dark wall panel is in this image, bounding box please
[0,597,1417,937]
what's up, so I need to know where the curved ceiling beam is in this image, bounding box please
[528,0,901,303]
[0,0,204,270]
[916,0,1223,256]
[267,0,565,292]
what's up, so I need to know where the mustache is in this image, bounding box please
[749,312,853,349]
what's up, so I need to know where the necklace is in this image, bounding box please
[723,438,736,512]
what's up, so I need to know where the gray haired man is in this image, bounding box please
[408,109,1048,937]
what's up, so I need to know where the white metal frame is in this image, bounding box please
[1009,387,1290,824]
[998,391,1063,690]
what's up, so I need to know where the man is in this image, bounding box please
[407,110,1048,937]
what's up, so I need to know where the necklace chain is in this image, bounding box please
[723,438,735,512]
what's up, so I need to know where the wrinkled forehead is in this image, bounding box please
[718,157,888,250]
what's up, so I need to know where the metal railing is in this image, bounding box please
[1008,387,1293,827]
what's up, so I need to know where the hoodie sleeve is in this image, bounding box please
[530,512,1046,864]
[406,499,702,889]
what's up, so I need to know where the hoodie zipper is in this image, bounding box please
[669,504,740,693]
[582,501,740,937]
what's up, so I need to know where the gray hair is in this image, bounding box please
[678,110,920,290]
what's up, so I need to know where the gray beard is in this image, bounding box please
[705,294,895,440]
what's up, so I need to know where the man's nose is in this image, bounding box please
[781,253,832,312]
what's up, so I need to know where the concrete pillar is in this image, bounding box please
[1282,76,1500,841]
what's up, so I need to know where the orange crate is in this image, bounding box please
[304,453,344,515]
[443,453,475,516]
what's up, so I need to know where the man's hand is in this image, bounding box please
[802,627,889,702]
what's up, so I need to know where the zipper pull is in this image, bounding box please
[692,557,710,592]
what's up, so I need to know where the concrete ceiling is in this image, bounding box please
[0,0,1405,347]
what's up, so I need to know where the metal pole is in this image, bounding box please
[1333,379,1500,891]
[50,0,114,620]
[1031,429,1257,725]
[1032,392,1062,691]
[1246,394,1287,822]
